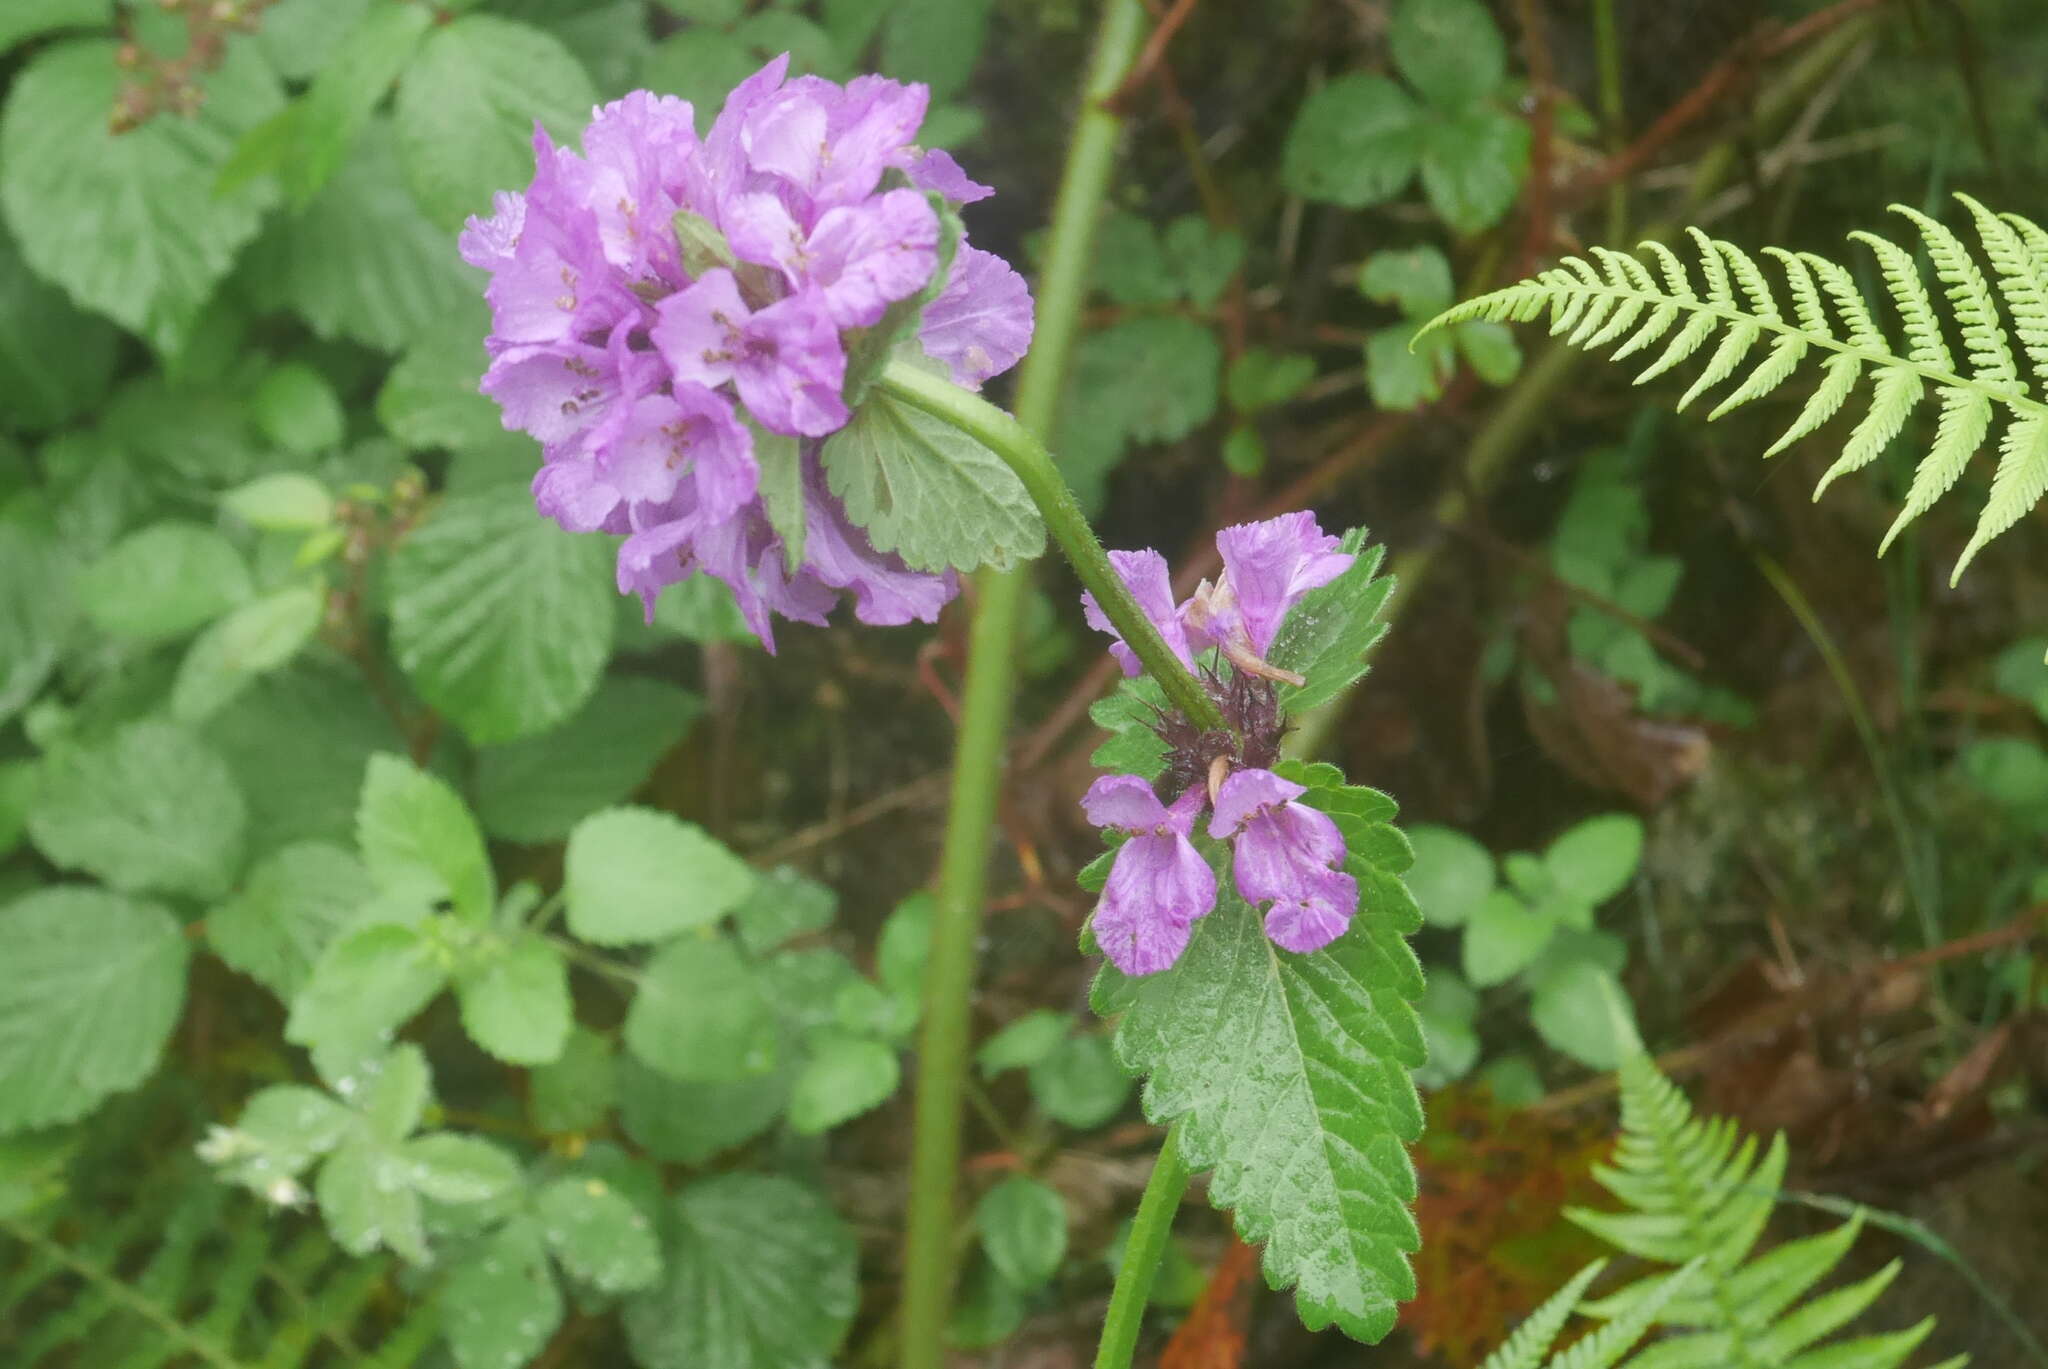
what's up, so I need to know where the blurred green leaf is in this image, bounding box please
[388,486,615,745]
[566,807,755,945]
[0,39,280,352]
[209,841,376,1002]
[456,934,570,1066]
[1403,825,1496,928]
[535,1173,663,1294]
[1529,961,1633,1069]
[0,225,116,433]
[1027,1032,1129,1129]
[1227,347,1317,416]
[1282,75,1420,208]
[442,1216,562,1369]
[250,364,345,455]
[0,887,187,1133]
[1164,216,1245,310]
[733,865,838,954]
[394,15,597,231]
[222,473,335,531]
[976,1176,1068,1290]
[1463,889,1556,988]
[624,934,776,1082]
[529,1025,617,1135]
[1359,246,1455,319]
[474,675,700,844]
[1413,968,1480,1088]
[357,753,495,922]
[75,522,250,643]
[787,1033,900,1135]
[0,0,110,55]
[286,921,446,1066]
[171,585,325,723]
[29,719,248,899]
[616,1053,786,1164]
[977,1009,1070,1078]
[1418,105,1529,235]
[624,1175,857,1369]
[880,0,988,99]
[1390,0,1506,108]
[1542,814,1643,908]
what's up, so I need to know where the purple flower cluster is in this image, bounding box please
[461,56,1034,648]
[1080,513,1358,975]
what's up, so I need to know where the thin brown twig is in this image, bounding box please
[1531,903,2045,1115]
[1511,0,1559,279]
[1104,0,1202,113]
[1561,0,1890,206]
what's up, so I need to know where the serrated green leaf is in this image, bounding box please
[1270,532,1396,714]
[624,934,776,1082]
[442,1215,563,1369]
[29,719,248,899]
[242,115,487,354]
[319,1135,426,1261]
[209,841,376,1002]
[0,39,280,352]
[529,1024,616,1134]
[535,1174,663,1294]
[1089,675,1170,780]
[402,1132,522,1204]
[357,754,494,922]
[389,486,615,745]
[0,223,116,433]
[1093,863,1426,1341]
[623,1174,857,1369]
[285,921,447,1064]
[76,523,253,641]
[565,806,755,945]
[456,934,570,1066]
[787,1034,900,1135]
[171,585,325,723]
[1403,825,1496,928]
[1390,0,1506,108]
[821,379,1045,574]
[0,887,188,1133]
[1282,74,1421,208]
[975,1176,1068,1290]
[394,15,597,231]
[1419,105,1530,236]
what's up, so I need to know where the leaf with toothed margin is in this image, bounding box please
[1091,849,1427,1342]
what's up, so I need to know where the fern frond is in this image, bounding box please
[0,1164,420,1368]
[1478,1260,1611,1369]
[1417,196,2048,582]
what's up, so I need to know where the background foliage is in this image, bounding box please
[2,0,2046,1366]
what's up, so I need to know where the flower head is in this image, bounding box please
[463,57,1035,648]
[1076,511,1362,974]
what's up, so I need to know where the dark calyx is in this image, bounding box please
[1152,667,1284,798]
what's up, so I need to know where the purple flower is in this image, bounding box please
[1080,549,1194,678]
[1082,776,1217,976]
[1185,513,1352,674]
[651,269,850,436]
[463,56,1035,647]
[1209,768,1356,954]
[919,245,1035,389]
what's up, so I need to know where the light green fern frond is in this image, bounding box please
[1418,196,2048,582]
[0,1161,433,1367]
[1475,1053,1963,1369]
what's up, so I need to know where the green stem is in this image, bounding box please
[879,359,1224,733]
[896,5,1151,1368]
[1093,1125,1192,1369]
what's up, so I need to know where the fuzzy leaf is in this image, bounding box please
[821,377,1045,574]
[1092,860,1426,1341]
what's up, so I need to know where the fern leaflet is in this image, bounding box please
[1473,1052,1966,1369]
[1418,196,2048,581]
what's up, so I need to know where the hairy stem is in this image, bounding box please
[896,4,1152,1368]
[1093,1125,1192,1369]
[879,359,1225,732]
